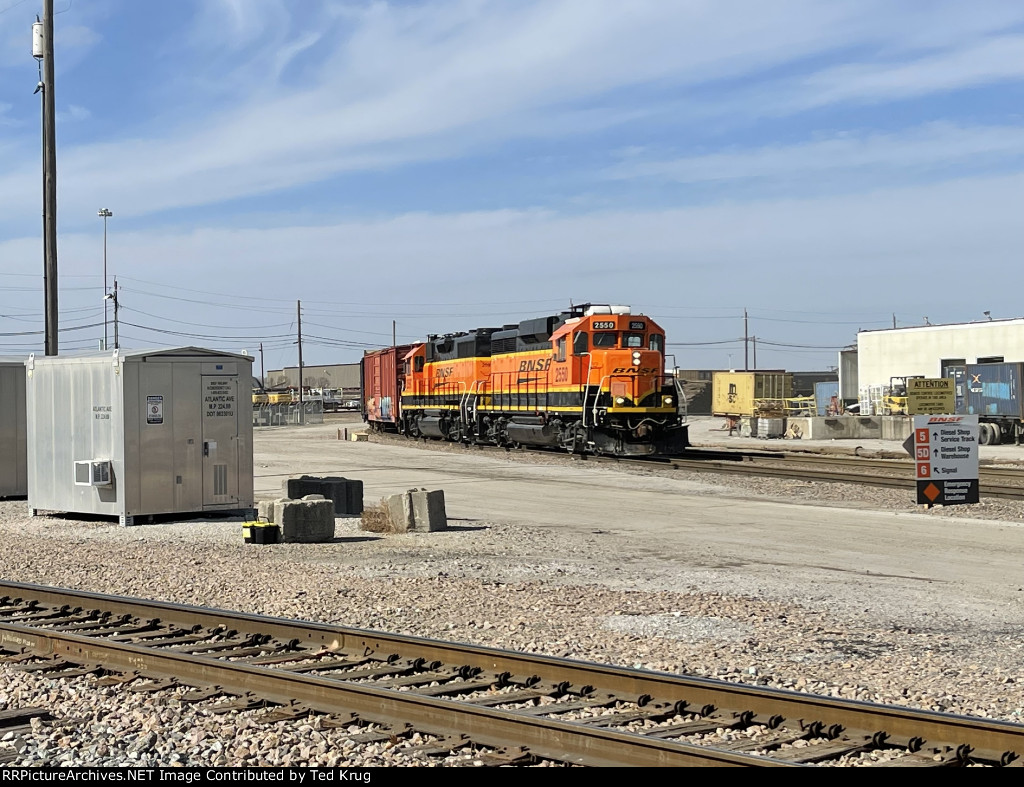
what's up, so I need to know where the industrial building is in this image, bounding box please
[856,318,1024,388]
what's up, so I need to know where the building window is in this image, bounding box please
[977,356,1004,364]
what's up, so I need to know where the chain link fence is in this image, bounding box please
[253,400,324,427]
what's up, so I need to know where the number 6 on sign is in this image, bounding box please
[916,463,931,478]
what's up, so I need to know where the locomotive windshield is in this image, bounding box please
[593,332,617,348]
[623,333,644,348]
[649,334,664,353]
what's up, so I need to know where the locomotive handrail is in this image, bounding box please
[581,353,594,428]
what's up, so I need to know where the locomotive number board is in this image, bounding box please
[629,321,646,330]
[593,321,616,329]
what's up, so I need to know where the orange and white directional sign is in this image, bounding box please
[912,414,978,505]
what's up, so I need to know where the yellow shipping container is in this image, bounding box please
[712,372,793,417]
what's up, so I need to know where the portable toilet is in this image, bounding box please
[26,347,255,525]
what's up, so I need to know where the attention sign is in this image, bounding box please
[906,378,955,415]
[912,414,979,506]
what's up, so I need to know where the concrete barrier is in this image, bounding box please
[256,499,278,523]
[275,495,335,543]
[285,476,363,515]
[786,416,882,440]
[383,488,448,532]
[881,416,913,442]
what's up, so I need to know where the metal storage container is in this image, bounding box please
[26,347,255,526]
[964,362,1024,419]
[0,358,27,497]
[814,381,840,416]
[362,344,418,429]
[712,372,793,417]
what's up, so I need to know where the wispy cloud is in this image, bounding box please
[4,0,1022,230]
[797,34,1024,109]
[604,123,1024,185]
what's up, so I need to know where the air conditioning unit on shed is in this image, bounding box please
[74,460,112,487]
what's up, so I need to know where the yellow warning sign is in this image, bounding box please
[906,378,955,415]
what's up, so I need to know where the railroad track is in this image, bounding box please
[370,432,1024,500]
[1,582,1023,767]
[657,453,1024,499]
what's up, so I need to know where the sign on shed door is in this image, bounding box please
[202,376,238,505]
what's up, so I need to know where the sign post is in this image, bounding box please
[912,414,979,506]
[907,378,955,415]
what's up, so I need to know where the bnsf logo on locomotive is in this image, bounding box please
[519,359,552,372]
[612,367,660,375]
[435,366,455,379]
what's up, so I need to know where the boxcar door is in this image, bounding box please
[201,375,239,506]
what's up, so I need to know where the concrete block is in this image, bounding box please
[385,492,415,533]
[881,416,912,442]
[383,488,447,532]
[350,432,368,442]
[257,500,276,523]
[410,489,447,531]
[786,416,882,440]
[275,497,335,543]
[285,476,363,515]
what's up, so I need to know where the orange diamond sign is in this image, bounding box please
[923,482,941,502]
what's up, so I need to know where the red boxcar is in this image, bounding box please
[362,344,418,431]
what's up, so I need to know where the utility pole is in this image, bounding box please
[41,0,58,356]
[98,209,112,349]
[111,277,119,349]
[297,300,304,423]
[392,320,396,347]
[752,336,757,369]
[743,308,749,371]
[258,342,265,389]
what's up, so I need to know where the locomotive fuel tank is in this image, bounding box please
[506,419,562,446]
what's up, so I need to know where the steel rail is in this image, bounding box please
[662,456,1024,499]
[0,621,775,768]
[1,582,1023,765]
[370,432,1024,498]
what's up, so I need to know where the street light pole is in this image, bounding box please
[97,208,112,350]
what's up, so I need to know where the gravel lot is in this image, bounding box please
[1,414,1023,766]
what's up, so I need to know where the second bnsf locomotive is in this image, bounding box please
[363,304,688,456]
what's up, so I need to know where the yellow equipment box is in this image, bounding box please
[712,372,793,417]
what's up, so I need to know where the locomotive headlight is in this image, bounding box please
[663,396,673,406]
[615,397,625,405]
[632,351,641,361]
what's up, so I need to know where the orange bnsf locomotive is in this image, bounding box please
[362,304,689,456]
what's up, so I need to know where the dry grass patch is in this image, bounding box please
[360,500,394,533]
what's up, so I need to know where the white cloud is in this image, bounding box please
[9,170,1016,304]
[56,103,90,122]
[797,34,1024,109]
[8,0,1024,227]
[605,123,1024,185]
[1,170,1019,365]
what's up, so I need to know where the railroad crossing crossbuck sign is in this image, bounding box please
[912,414,979,506]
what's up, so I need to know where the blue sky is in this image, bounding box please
[0,0,1022,373]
